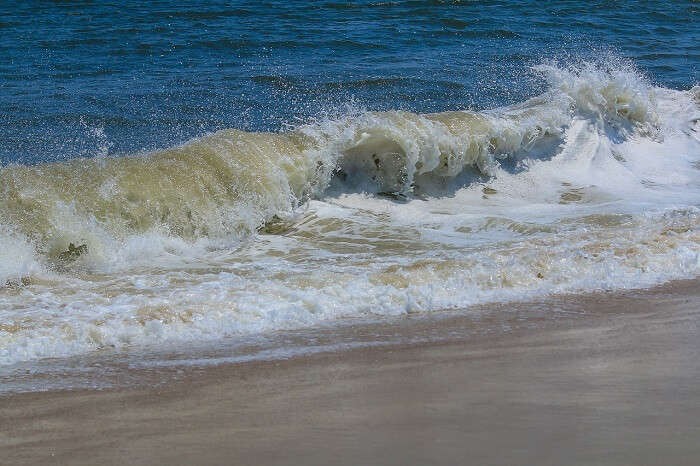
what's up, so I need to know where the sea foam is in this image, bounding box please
[1,62,698,367]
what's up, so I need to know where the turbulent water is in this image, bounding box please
[1,1,698,368]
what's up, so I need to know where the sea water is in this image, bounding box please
[0,1,698,374]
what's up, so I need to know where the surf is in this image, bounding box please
[1,63,679,276]
[1,61,699,367]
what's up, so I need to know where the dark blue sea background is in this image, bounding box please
[1,0,697,164]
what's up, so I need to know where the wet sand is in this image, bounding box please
[2,279,700,465]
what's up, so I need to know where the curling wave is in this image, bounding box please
[0,63,670,277]
[1,62,699,368]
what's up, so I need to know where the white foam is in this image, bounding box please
[0,227,43,285]
[1,63,699,367]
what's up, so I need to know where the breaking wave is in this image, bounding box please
[1,61,699,367]
[0,62,681,279]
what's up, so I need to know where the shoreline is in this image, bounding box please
[2,278,700,465]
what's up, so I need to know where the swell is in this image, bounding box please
[0,63,677,278]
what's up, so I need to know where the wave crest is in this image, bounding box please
[0,62,685,277]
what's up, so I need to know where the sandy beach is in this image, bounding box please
[2,279,699,465]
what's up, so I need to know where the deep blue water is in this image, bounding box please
[0,0,697,164]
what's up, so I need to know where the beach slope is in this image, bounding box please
[2,280,700,465]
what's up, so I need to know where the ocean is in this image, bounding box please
[0,1,698,386]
